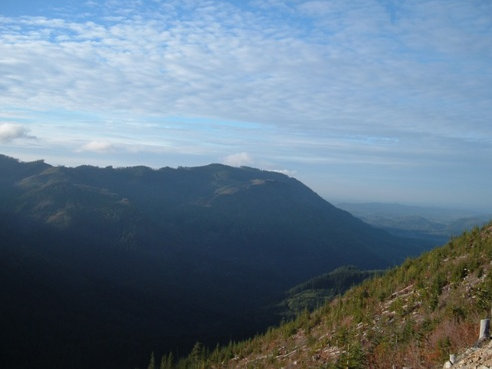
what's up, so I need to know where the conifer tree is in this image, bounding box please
[190,342,205,368]
[147,352,155,369]
[160,352,174,369]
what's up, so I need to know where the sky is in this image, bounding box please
[1,0,491,210]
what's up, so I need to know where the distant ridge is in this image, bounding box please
[337,201,492,245]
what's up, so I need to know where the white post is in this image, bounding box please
[449,354,456,364]
[479,319,490,341]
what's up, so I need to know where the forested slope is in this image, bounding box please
[169,223,492,369]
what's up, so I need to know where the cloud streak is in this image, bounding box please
[78,140,114,153]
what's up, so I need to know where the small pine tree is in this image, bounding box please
[159,352,174,369]
[190,342,205,368]
[147,352,155,369]
[336,342,365,369]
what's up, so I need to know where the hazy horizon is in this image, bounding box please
[1,0,491,210]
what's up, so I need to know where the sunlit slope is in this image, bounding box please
[182,223,492,369]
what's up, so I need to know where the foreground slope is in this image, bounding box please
[182,223,492,369]
[0,154,428,369]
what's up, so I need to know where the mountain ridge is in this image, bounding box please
[0,154,431,369]
[1,154,424,274]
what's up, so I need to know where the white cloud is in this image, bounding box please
[271,168,296,177]
[223,152,254,167]
[0,123,31,142]
[78,140,114,153]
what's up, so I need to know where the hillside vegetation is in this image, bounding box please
[166,223,492,369]
[276,266,384,319]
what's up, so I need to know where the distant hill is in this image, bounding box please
[0,154,430,369]
[179,222,492,369]
[275,265,383,319]
[337,202,492,245]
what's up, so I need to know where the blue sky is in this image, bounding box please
[1,0,491,210]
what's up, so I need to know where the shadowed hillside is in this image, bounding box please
[0,154,431,369]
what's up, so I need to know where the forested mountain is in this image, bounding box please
[176,223,492,369]
[0,154,430,369]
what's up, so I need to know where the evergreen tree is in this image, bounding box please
[160,352,174,369]
[147,352,155,369]
[190,342,205,369]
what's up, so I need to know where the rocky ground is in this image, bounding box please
[446,339,492,369]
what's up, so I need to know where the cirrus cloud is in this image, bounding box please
[78,140,114,153]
